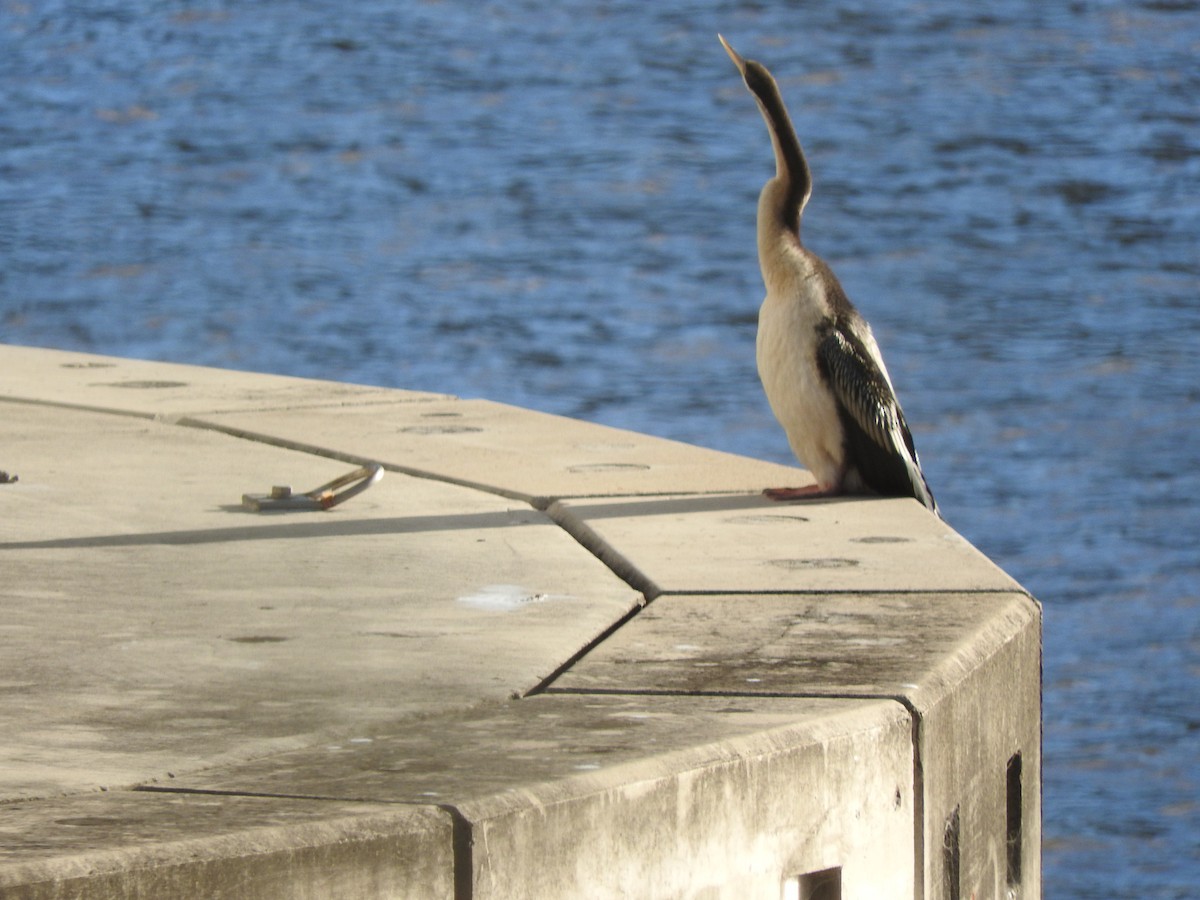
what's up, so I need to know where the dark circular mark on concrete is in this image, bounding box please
[567,463,651,473]
[55,817,124,827]
[361,631,424,639]
[98,380,189,389]
[399,424,483,435]
[725,514,810,525]
[768,557,859,570]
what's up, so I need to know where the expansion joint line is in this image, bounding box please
[521,599,649,698]
[436,803,474,900]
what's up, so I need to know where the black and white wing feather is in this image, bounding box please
[817,325,938,514]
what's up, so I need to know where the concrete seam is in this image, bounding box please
[543,499,661,600]
[543,685,906,702]
[437,803,474,900]
[653,587,1033,598]
[172,416,767,516]
[521,599,649,697]
[0,395,157,421]
[172,416,538,500]
[910,699,927,900]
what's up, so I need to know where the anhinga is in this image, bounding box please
[719,35,939,516]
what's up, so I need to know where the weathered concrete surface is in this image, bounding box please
[2,401,640,798]
[0,341,444,416]
[155,694,916,900]
[916,596,1041,900]
[189,398,808,506]
[0,796,453,900]
[548,592,1043,899]
[0,343,804,505]
[546,592,1035,700]
[453,697,913,900]
[548,493,1023,596]
[1,345,1041,899]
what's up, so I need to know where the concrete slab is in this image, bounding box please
[189,399,807,505]
[0,344,806,504]
[548,493,1025,596]
[547,592,1042,900]
[546,592,1035,701]
[156,693,916,900]
[2,401,640,800]
[0,343,441,417]
[0,794,453,900]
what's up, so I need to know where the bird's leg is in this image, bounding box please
[762,484,840,502]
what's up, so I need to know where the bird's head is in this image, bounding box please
[717,34,814,225]
[718,35,779,107]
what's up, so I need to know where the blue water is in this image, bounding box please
[3,2,1198,895]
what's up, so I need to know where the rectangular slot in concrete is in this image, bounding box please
[1007,751,1024,889]
[782,865,841,900]
[942,806,961,900]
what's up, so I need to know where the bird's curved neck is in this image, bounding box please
[752,77,811,235]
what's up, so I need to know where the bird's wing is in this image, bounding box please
[817,325,938,513]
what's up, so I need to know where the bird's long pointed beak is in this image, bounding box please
[718,34,746,75]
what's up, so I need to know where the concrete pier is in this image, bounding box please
[0,344,1041,899]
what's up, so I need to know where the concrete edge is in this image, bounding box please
[0,801,454,899]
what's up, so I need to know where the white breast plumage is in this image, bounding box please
[755,259,846,492]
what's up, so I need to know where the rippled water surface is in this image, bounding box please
[3,2,1198,895]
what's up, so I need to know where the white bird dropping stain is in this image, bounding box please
[456,584,554,612]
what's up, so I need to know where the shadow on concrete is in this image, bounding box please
[1,493,791,553]
[0,509,545,551]
[548,491,842,520]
